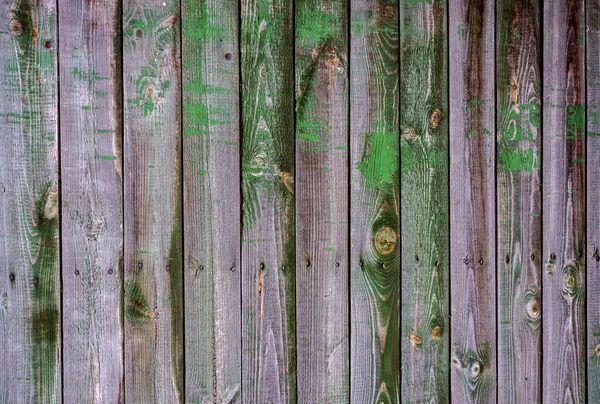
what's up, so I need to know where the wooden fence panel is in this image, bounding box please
[181,0,242,402]
[399,1,449,403]
[350,0,400,402]
[122,0,183,402]
[496,0,542,402]
[542,1,586,403]
[59,0,123,402]
[295,0,349,402]
[449,0,496,402]
[0,1,60,402]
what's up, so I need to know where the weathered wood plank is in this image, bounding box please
[0,1,60,402]
[181,1,242,402]
[399,1,449,402]
[350,1,399,402]
[542,1,586,402]
[588,0,600,400]
[496,0,542,402]
[240,0,296,402]
[123,1,183,402]
[449,0,496,402]
[59,1,123,402]
[295,0,349,402]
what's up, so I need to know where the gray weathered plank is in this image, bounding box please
[123,1,183,402]
[240,0,296,402]
[350,0,400,402]
[399,1,449,402]
[0,1,61,402]
[449,0,496,402]
[496,0,542,402]
[59,0,123,402]
[295,0,349,402]
[589,0,600,400]
[181,0,242,402]
[542,1,586,402]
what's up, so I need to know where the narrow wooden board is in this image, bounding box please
[350,1,400,402]
[123,1,183,402]
[181,1,242,402]
[542,1,586,402]
[449,0,496,402]
[589,0,600,400]
[496,0,542,402]
[399,1,449,402]
[0,1,61,402]
[295,0,349,401]
[59,1,123,402]
[240,0,296,402]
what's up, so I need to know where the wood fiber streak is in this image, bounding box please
[59,0,123,402]
[449,0,496,402]
[295,0,349,402]
[182,0,242,402]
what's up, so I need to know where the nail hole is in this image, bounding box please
[108,268,113,275]
[415,255,419,262]
[230,266,235,272]
[380,262,385,268]
[335,262,340,267]
[530,254,535,260]
[550,253,556,262]
[505,255,510,264]
[306,260,311,267]
[200,265,204,271]
[9,273,15,282]
[479,258,484,265]
[281,265,286,271]
[435,261,440,267]
[137,262,143,269]
[33,277,39,285]
[135,28,143,38]
[165,265,170,272]
[260,263,265,270]
[75,270,80,276]
[464,258,469,265]
[359,260,364,268]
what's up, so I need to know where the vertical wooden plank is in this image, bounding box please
[399,0,449,402]
[59,1,123,402]
[350,0,399,402]
[123,0,183,402]
[496,0,542,402]
[449,0,496,402]
[589,0,600,400]
[0,1,60,402]
[295,0,349,402]
[181,1,241,402]
[542,0,586,403]
[240,0,296,402]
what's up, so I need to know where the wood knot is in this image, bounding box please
[409,334,422,347]
[526,299,540,319]
[402,128,418,142]
[470,361,481,378]
[375,227,397,255]
[10,19,22,36]
[595,344,600,357]
[431,326,442,341]
[383,4,396,20]
[281,172,294,193]
[430,109,442,128]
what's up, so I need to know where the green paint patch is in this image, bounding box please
[198,170,206,176]
[137,250,149,255]
[95,155,117,161]
[498,149,537,172]
[358,127,399,189]
[297,132,320,143]
[98,129,114,134]
[73,67,109,81]
[82,105,100,111]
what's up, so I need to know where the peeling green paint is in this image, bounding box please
[498,149,538,172]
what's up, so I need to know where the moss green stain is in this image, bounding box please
[125,279,151,324]
[358,127,399,189]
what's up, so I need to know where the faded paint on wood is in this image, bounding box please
[449,0,496,402]
[295,0,349,402]
[350,0,399,402]
[59,0,123,402]
[123,1,183,402]
[542,1,586,403]
[589,0,600,400]
[182,0,242,402]
[0,1,61,402]
[496,0,542,402]
[240,0,296,402]
[399,1,449,402]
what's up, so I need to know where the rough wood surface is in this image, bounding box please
[449,0,496,402]
[399,1,449,403]
[181,0,241,402]
[295,0,349,402]
[542,1,586,403]
[59,1,123,402]
[122,1,183,402]
[0,1,61,402]
[496,0,541,402]
[240,0,296,402]
[350,1,399,402]
[588,0,600,400]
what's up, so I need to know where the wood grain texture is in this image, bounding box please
[0,1,60,402]
[542,1,586,403]
[58,1,123,402]
[350,1,399,402]
[588,0,600,400]
[181,0,241,402]
[496,0,542,402]
[399,1,449,402]
[449,0,496,402]
[240,0,296,402]
[295,0,349,402]
[123,1,183,402]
